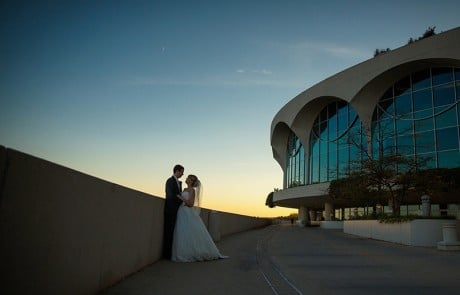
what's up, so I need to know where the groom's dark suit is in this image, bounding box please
[163,176,183,259]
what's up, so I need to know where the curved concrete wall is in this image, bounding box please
[0,147,270,295]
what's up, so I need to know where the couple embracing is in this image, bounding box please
[163,164,227,262]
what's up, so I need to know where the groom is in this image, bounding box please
[163,164,184,259]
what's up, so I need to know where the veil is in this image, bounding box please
[193,180,202,214]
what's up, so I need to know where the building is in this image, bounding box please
[270,27,460,223]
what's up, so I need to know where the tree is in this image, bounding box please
[407,26,437,44]
[265,191,275,208]
[328,174,373,207]
[374,48,391,57]
[411,167,460,201]
[355,154,424,216]
[329,120,429,216]
[422,26,436,38]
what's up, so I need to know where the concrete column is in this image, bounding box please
[387,199,393,215]
[325,202,334,221]
[309,210,316,222]
[298,206,308,227]
[421,194,431,217]
[316,211,323,221]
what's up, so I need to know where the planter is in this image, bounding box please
[344,219,460,247]
[437,222,460,251]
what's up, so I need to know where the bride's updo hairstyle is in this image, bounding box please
[188,174,200,188]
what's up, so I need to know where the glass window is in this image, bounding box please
[438,150,460,168]
[337,113,348,132]
[320,107,328,123]
[361,140,368,160]
[397,134,414,155]
[413,88,432,111]
[312,122,319,137]
[310,164,319,183]
[338,134,348,148]
[311,139,319,155]
[433,83,455,107]
[414,117,433,133]
[371,128,379,158]
[328,116,337,139]
[348,120,359,140]
[320,139,328,155]
[338,100,348,112]
[435,107,457,129]
[413,109,432,120]
[299,170,305,186]
[308,100,360,183]
[299,172,305,186]
[371,67,460,171]
[378,98,395,119]
[328,102,337,118]
[457,84,460,101]
[299,146,305,160]
[299,147,305,170]
[349,108,357,122]
[412,69,431,90]
[377,118,394,133]
[395,93,412,115]
[286,132,306,188]
[419,153,436,168]
[319,121,328,139]
[394,76,411,96]
[320,154,328,182]
[432,68,453,86]
[338,148,349,176]
[415,131,435,154]
[382,136,396,155]
[457,103,460,121]
[329,140,337,152]
[455,68,460,81]
[396,118,412,135]
[328,150,337,179]
[349,138,361,161]
[436,127,459,151]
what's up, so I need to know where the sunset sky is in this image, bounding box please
[1,0,459,217]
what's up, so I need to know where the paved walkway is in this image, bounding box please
[101,224,460,295]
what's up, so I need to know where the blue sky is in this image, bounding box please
[1,0,459,217]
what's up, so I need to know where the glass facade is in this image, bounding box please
[285,66,460,189]
[372,67,460,168]
[308,101,362,184]
[285,131,306,188]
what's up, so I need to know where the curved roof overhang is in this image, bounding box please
[271,26,460,171]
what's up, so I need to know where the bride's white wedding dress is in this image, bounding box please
[171,191,227,262]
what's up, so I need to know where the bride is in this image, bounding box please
[171,174,227,262]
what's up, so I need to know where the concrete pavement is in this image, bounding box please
[100,223,460,295]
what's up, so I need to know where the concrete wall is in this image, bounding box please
[219,211,269,237]
[0,147,270,295]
